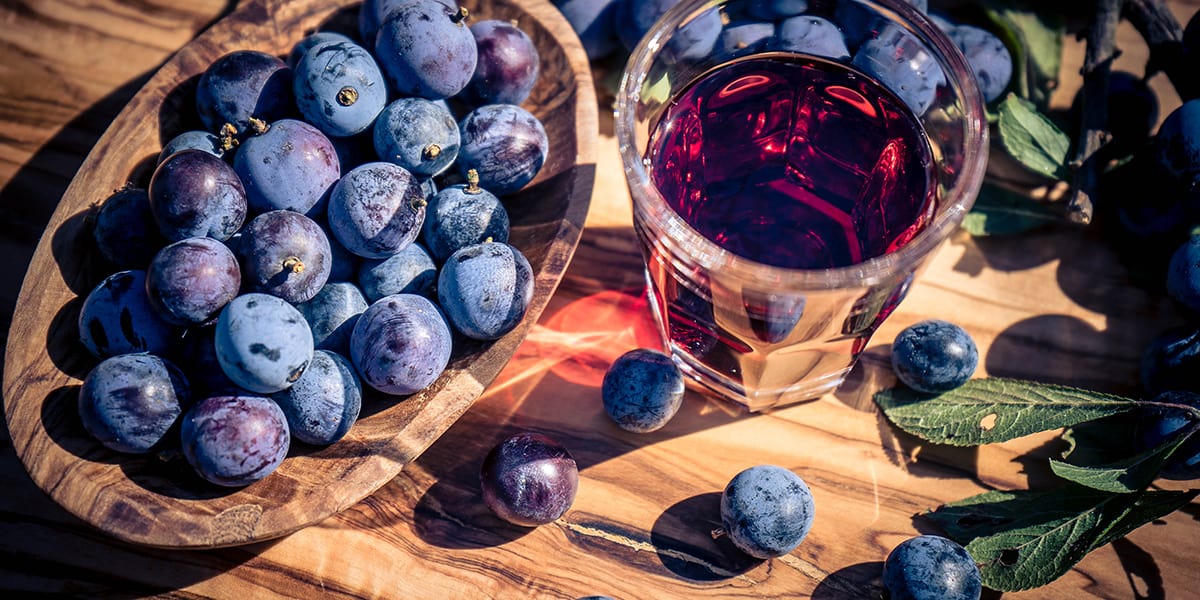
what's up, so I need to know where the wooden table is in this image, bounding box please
[3,1,1199,598]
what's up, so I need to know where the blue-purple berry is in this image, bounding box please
[374,1,477,99]
[437,241,533,340]
[294,281,369,355]
[373,97,459,178]
[358,242,438,301]
[327,161,427,259]
[421,173,510,262]
[78,353,190,454]
[480,431,578,527]
[233,118,341,217]
[601,348,684,433]
[1166,236,1200,312]
[350,293,452,395]
[273,349,362,446]
[457,104,548,196]
[181,394,291,487]
[79,270,179,359]
[882,535,982,600]
[891,320,978,394]
[214,293,314,394]
[293,40,387,138]
[720,465,815,559]
[1134,391,1200,480]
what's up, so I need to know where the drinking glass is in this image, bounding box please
[615,0,989,411]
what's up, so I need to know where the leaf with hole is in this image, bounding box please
[926,486,1196,591]
[874,378,1136,446]
[1049,421,1197,493]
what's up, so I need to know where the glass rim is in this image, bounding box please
[615,0,990,290]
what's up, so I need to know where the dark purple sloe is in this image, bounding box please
[181,394,291,487]
[145,237,241,326]
[349,293,451,395]
[480,431,578,527]
[149,149,247,242]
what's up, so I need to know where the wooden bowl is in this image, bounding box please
[2,0,596,549]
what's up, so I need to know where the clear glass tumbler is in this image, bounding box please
[615,0,988,411]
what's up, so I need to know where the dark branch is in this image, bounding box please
[1123,0,1195,100]
[1066,0,1126,225]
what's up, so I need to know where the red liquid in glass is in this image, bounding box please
[642,53,935,398]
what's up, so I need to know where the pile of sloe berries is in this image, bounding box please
[78,0,550,488]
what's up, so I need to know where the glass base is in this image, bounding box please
[668,341,852,412]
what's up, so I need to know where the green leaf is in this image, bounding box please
[997,94,1072,179]
[980,0,1064,107]
[874,378,1136,446]
[962,183,1059,236]
[927,486,1197,592]
[1048,426,1193,493]
[1089,490,1199,549]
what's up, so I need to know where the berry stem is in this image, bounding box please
[423,144,442,161]
[710,527,727,540]
[248,116,269,135]
[282,256,305,274]
[337,86,359,107]
[465,168,482,194]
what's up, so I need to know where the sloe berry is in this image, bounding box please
[719,465,815,559]
[480,431,578,527]
[1134,391,1200,480]
[233,118,341,217]
[601,348,685,433]
[358,242,438,301]
[79,270,179,359]
[294,281,369,355]
[149,149,247,242]
[457,104,548,195]
[181,394,291,487]
[437,241,533,340]
[421,171,510,262]
[1166,236,1200,313]
[374,1,477,99]
[947,24,1012,103]
[214,293,314,394]
[350,293,452,395]
[92,186,165,269]
[293,40,388,138]
[891,320,977,394]
[882,535,982,600]
[327,161,427,259]
[373,97,459,178]
[78,353,190,454]
[273,349,362,446]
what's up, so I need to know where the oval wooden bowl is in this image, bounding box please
[2,0,596,549]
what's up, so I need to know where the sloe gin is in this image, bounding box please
[641,53,936,402]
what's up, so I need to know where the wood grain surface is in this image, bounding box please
[2,0,1200,598]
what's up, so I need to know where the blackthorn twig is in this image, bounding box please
[1123,0,1195,100]
[1066,0,1125,225]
